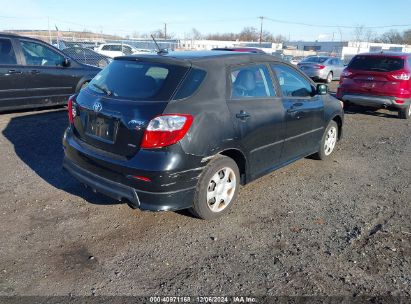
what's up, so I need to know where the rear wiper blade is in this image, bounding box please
[369,68,388,72]
[92,83,112,96]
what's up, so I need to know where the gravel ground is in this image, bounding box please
[0,82,410,298]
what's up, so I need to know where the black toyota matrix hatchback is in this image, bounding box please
[63,51,344,220]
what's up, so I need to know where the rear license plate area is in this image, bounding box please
[362,82,376,89]
[85,114,118,143]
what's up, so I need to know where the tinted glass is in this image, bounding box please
[88,60,189,100]
[102,45,110,50]
[271,64,312,97]
[230,64,275,98]
[348,56,404,72]
[0,38,17,65]
[122,46,133,55]
[20,40,64,66]
[302,57,328,63]
[174,68,206,100]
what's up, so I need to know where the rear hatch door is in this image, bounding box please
[72,58,190,158]
[347,55,405,95]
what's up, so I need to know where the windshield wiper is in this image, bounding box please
[368,68,388,72]
[92,83,112,96]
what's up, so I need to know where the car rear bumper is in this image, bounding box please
[63,158,195,211]
[299,68,328,80]
[340,94,410,109]
[63,127,201,211]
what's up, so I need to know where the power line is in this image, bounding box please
[264,16,411,29]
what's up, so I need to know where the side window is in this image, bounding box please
[0,38,17,65]
[271,64,313,97]
[174,68,207,100]
[112,45,122,51]
[20,40,64,67]
[230,64,275,99]
[102,45,111,50]
[123,46,133,55]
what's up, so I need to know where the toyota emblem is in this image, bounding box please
[93,102,102,112]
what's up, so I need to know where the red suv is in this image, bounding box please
[337,52,411,119]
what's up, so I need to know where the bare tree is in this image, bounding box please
[205,32,237,41]
[239,27,259,41]
[353,25,365,44]
[403,29,411,44]
[151,29,164,39]
[364,29,375,43]
[189,28,202,40]
[379,30,404,44]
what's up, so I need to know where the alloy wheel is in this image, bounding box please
[324,126,337,156]
[206,167,237,213]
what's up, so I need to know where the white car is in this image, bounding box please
[94,43,138,58]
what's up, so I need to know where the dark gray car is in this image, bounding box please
[298,56,345,83]
[63,51,344,220]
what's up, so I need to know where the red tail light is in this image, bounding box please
[67,95,76,124]
[392,73,411,81]
[314,64,325,69]
[341,69,353,78]
[131,175,151,182]
[141,114,193,149]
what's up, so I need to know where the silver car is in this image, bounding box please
[298,56,345,83]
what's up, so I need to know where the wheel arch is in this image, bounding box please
[331,114,343,140]
[75,76,93,92]
[218,148,247,185]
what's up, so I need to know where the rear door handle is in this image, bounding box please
[7,69,22,74]
[236,110,251,120]
[286,102,304,113]
[30,69,40,74]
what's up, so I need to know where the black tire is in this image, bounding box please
[189,155,240,220]
[398,104,411,119]
[326,72,333,83]
[343,101,351,110]
[313,120,338,160]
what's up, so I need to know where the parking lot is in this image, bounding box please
[0,82,410,297]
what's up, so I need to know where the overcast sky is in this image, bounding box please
[1,0,410,41]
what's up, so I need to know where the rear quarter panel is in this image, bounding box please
[163,60,239,157]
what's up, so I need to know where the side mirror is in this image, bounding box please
[317,84,328,95]
[62,58,71,67]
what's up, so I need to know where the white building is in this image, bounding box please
[178,39,282,54]
[341,41,411,62]
[284,40,411,62]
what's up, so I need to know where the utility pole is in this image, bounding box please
[164,23,167,40]
[47,17,52,44]
[259,16,264,44]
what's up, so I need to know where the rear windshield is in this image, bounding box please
[348,56,404,72]
[88,60,189,100]
[302,57,328,63]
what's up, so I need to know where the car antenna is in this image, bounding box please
[151,35,168,55]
